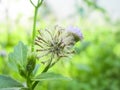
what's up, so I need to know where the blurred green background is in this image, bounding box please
[0,0,120,90]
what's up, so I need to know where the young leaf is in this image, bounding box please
[8,41,28,71]
[32,64,40,76]
[32,72,71,81]
[0,75,23,89]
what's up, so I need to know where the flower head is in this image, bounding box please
[0,50,6,58]
[35,25,75,64]
[66,26,83,41]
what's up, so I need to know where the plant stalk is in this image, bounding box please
[31,7,38,52]
[31,0,44,52]
[27,74,32,90]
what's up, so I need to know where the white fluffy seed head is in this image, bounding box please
[35,25,76,62]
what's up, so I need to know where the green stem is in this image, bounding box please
[50,57,61,67]
[27,74,32,90]
[31,0,44,52]
[31,7,38,52]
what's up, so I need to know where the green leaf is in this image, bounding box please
[20,87,29,90]
[8,41,28,71]
[0,88,20,90]
[0,75,23,89]
[32,64,40,76]
[33,72,71,81]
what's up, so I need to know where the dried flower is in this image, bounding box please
[35,25,76,65]
[66,26,83,41]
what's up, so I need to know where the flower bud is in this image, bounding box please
[66,26,83,42]
[26,52,36,75]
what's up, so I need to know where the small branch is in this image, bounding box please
[42,54,53,73]
[38,0,44,7]
[50,57,61,67]
[30,0,36,7]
